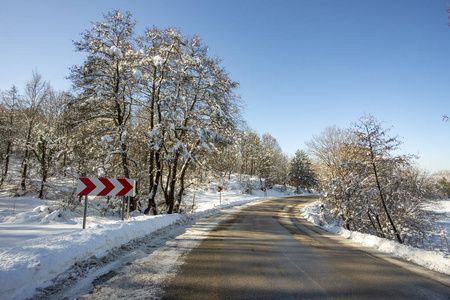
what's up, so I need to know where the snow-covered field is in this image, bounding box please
[1,174,449,299]
[0,175,294,300]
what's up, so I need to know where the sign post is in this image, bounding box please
[127,196,131,219]
[192,191,196,213]
[83,195,88,229]
[77,178,136,229]
[218,186,223,207]
[121,196,126,221]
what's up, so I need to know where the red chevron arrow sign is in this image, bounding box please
[77,178,136,197]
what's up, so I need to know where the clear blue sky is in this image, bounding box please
[1,0,449,172]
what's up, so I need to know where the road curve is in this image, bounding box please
[161,196,450,299]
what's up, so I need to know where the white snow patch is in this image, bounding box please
[132,68,143,81]
[101,135,113,146]
[301,200,450,275]
[109,46,123,59]
[153,55,163,67]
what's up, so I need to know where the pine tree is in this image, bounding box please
[289,150,317,193]
[438,177,450,197]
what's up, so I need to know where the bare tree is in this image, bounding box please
[20,71,49,190]
[69,10,138,182]
[351,114,404,243]
[0,86,21,186]
[68,13,242,214]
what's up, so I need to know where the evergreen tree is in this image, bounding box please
[289,150,317,193]
[438,177,450,197]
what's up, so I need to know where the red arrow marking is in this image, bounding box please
[98,178,114,196]
[78,178,96,196]
[117,178,133,196]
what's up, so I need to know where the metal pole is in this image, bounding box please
[121,196,125,221]
[220,192,222,207]
[192,191,196,213]
[83,195,88,229]
[127,197,130,219]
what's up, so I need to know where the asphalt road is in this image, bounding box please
[161,196,450,299]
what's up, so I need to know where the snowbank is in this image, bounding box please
[0,214,181,300]
[301,200,450,275]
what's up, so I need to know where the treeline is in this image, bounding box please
[1,10,312,214]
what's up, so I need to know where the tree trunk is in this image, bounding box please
[372,161,402,243]
[21,157,28,191]
[21,123,34,190]
[38,180,45,199]
[367,211,378,234]
[367,135,402,244]
[1,108,15,186]
[145,150,161,215]
[374,214,386,238]
[174,160,190,213]
[0,142,11,186]
[166,152,180,214]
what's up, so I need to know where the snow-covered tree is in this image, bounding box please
[351,114,405,243]
[19,71,50,190]
[135,28,241,213]
[312,114,436,245]
[233,129,288,187]
[258,133,287,186]
[0,86,21,186]
[69,10,138,181]
[307,126,352,182]
[438,176,450,197]
[32,135,55,198]
[237,129,262,177]
[31,89,74,198]
[289,150,317,193]
[45,91,74,177]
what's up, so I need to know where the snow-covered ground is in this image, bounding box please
[1,174,449,299]
[0,175,294,300]
[301,199,450,276]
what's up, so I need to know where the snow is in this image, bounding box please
[120,129,128,145]
[132,68,143,81]
[0,198,77,251]
[106,46,123,59]
[101,135,113,146]
[301,199,450,276]
[0,175,293,300]
[152,55,163,67]
[1,176,449,299]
